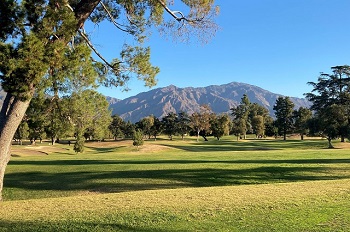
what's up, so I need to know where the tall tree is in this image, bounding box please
[122,121,136,139]
[0,0,218,199]
[150,116,162,141]
[177,111,191,140]
[68,89,111,152]
[273,96,295,140]
[136,116,154,139]
[251,115,264,138]
[315,105,346,148]
[132,129,144,150]
[190,105,213,141]
[162,112,178,140]
[14,121,29,145]
[109,115,125,140]
[293,107,312,140]
[306,65,350,143]
[210,114,231,140]
[231,94,251,139]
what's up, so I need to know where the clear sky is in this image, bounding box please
[89,0,350,99]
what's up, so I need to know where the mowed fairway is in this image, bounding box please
[1,137,350,231]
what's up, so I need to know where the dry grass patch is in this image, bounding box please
[11,145,69,157]
[137,144,174,153]
[86,140,130,148]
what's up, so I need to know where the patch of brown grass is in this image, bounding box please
[86,140,130,148]
[11,145,69,157]
[138,144,173,153]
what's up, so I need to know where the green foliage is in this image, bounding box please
[136,116,155,139]
[251,115,264,137]
[109,115,125,139]
[210,114,231,140]
[122,121,136,138]
[70,90,112,145]
[273,96,295,140]
[74,133,85,153]
[162,112,178,140]
[14,121,29,144]
[293,107,312,140]
[132,129,144,149]
[306,65,350,143]
[150,116,162,140]
[177,111,191,140]
[190,105,214,141]
[0,0,22,40]
[231,94,270,139]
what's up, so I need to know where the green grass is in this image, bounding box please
[1,136,350,231]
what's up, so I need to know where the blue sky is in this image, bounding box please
[90,0,350,99]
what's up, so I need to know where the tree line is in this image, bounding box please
[15,65,350,150]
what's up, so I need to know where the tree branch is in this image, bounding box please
[78,30,116,70]
[155,0,185,22]
[99,1,129,33]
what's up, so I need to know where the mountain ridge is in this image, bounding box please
[0,82,310,123]
[108,82,311,122]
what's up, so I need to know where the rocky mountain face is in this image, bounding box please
[109,82,311,123]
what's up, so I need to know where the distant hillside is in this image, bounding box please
[109,82,311,122]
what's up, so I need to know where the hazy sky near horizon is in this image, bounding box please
[90,0,350,99]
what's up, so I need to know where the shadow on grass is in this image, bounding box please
[84,146,128,153]
[4,164,350,195]
[162,139,329,152]
[8,158,350,166]
[0,220,166,232]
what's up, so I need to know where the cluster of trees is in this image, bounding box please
[15,65,350,151]
[14,89,111,153]
[109,105,232,142]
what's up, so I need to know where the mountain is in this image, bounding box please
[109,82,311,123]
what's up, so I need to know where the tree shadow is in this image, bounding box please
[0,220,167,232]
[4,165,350,196]
[162,139,328,152]
[8,158,350,166]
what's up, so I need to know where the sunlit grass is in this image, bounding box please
[1,136,350,231]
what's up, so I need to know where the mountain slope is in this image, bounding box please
[109,82,311,122]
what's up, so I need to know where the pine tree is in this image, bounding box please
[273,96,295,140]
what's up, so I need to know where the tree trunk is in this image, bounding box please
[341,135,345,142]
[0,93,31,200]
[327,138,334,149]
[51,136,56,145]
[301,134,304,140]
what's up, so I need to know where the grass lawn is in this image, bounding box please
[1,136,350,231]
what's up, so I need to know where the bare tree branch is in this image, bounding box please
[99,1,129,33]
[78,30,116,70]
